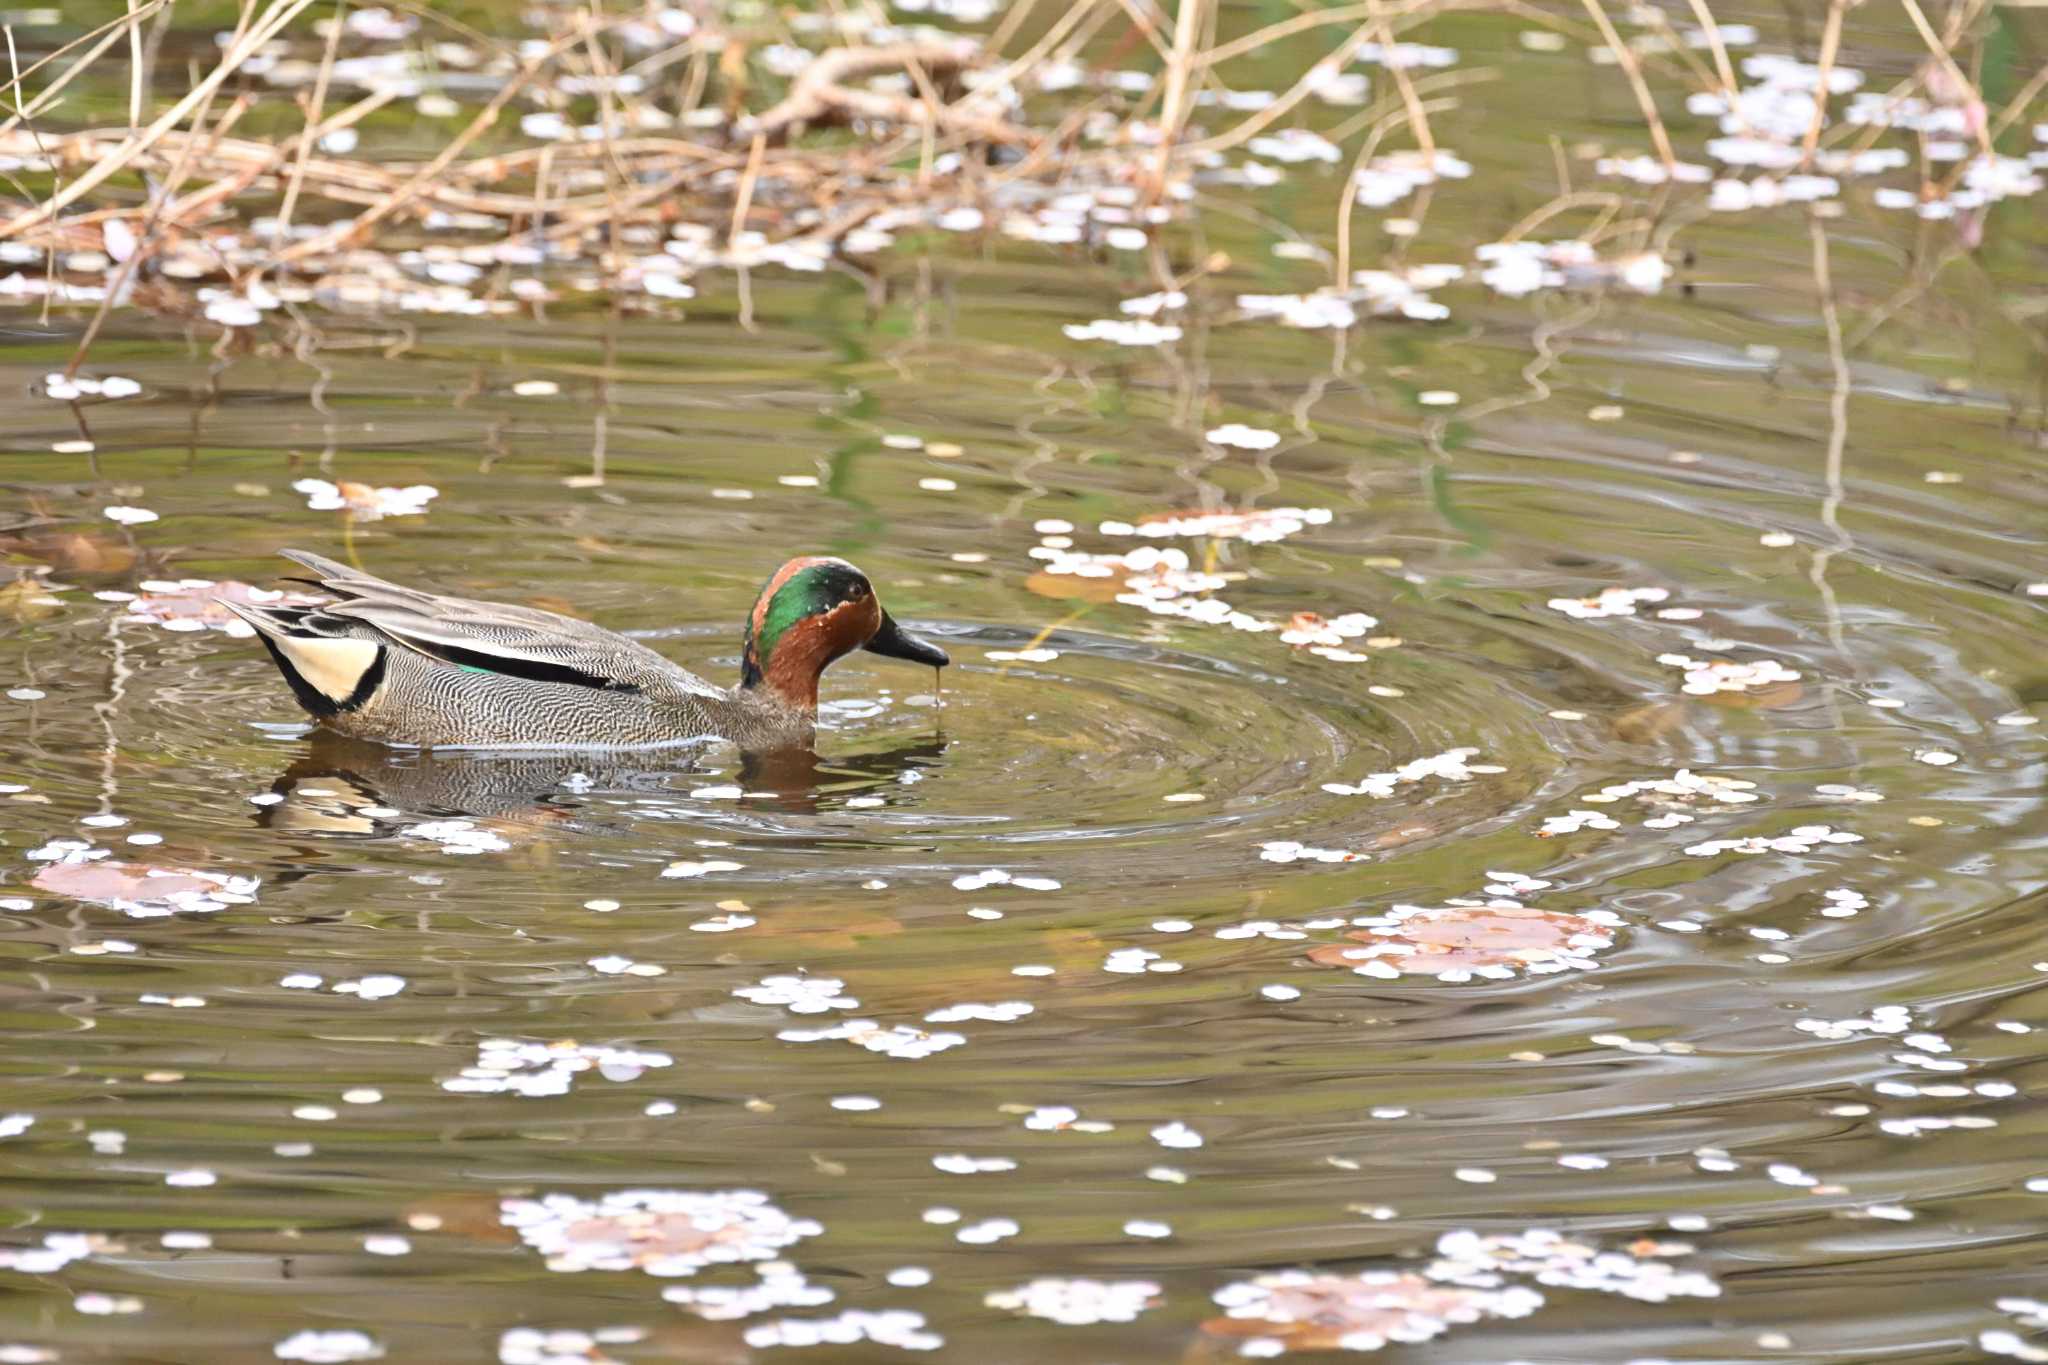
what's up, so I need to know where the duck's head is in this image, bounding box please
[740,556,950,709]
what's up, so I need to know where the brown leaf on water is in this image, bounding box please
[404,1192,522,1244]
[748,903,903,953]
[31,859,259,915]
[3,531,137,577]
[125,279,199,318]
[1307,906,1610,976]
[1699,680,1803,710]
[1025,570,1123,602]
[1611,700,1686,744]
[1201,1272,1529,1352]
[0,575,62,622]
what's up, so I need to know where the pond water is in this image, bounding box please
[4,1,2048,1361]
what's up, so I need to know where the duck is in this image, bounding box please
[224,549,951,751]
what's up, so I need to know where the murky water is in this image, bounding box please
[5,2,2048,1362]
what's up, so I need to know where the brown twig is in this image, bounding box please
[272,24,597,266]
[743,41,1018,144]
[1799,0,1846,170]
[729,130,765,245]
[1577,0,1677,170]
[269,0,345,262]
[0,0,315,240]
[62,41,230,379]
[0,0,170,134]
[1150,0,1207,200]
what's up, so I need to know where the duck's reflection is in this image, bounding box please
[257,729,950,834]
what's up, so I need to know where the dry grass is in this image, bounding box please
[0,0,2036,346]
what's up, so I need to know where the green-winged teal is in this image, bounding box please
[225,549,950,750]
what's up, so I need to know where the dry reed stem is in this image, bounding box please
[1,25,55,327]
[1107,0,1173,63]
[1628,6,1718,94]
[1681,0,1742,119]
[1806,212,1852,652]
[1987,59,2048,144]
[1499,189,1628,244]
[62,44,229,379]
[3,0,2037,344]
[1799,0,1845,170]
[1323,65,1494,143]
[124,0,143,131]
[1370,0,1436,157]
[0,0,316,240]
[1187,19,1379,155]
[1151,0,1207,199]
[984,0,1042,55]
[271,0,344,256]
[729,130,766,245]
[978,0,1101,97]
[272,22,601,266]
[1199,0,1436,68]
[1896,0,1993,158]
[1576,0,1676,170]
[884,39,948,184]
[744,41,1012,143]
[1333,111,1398,286]
[0,1,169,135]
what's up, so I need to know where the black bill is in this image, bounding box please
[865,610,951,668]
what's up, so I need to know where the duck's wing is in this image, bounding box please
[273,549,726,702]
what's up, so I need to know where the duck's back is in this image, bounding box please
[233,550,759,749]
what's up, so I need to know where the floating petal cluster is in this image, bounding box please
[440,1039,674,1098]
[775,1020,967,1060]
[1546,586,1670,619]
[293,478,439,521]
[1659,653,1803,696]
[1684,824,1862,857]
[735,975,859,1014]
[1206,1270,1543,1353]
[985,1278,1160,1325]
[1321,747,1503,798]
[742,1310,943,1351]
[1478,240,1669,297]
[118,579,325,636]
[500,1189,822,1277]
[1308,902,1620,982]
[661,1262,834,1320]
[1099,508,1332,544]
[1428,1228,1721,1303]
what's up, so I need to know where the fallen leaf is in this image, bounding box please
[1025,570,1121,602]
[1203,1271,1536,1351]
[1308,906,1611,976]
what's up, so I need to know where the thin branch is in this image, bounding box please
[1577,0,1676,169]
[0,0,316,240]
[1799,0,1845,170]
[1897,0,1994,158]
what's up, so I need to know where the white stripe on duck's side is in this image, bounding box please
[270,634,382,706]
